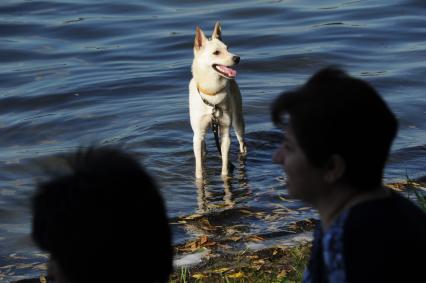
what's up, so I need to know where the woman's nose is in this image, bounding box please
[273,144,285,164]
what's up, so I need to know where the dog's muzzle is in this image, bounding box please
[213,64,238,79]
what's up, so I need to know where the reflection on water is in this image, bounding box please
[1,0,426,281]
[196,156,249,213]
[196,178,236,213]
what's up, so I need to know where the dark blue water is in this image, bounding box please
[1,0,426,281]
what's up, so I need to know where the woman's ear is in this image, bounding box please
[324,154,346,184]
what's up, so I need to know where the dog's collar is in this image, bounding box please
[196,84,226,96]
[196,87,216,108]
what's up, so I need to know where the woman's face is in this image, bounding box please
[48,257,69,283]
[273,125,326,203]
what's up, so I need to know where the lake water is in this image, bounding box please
[1,0,426,281]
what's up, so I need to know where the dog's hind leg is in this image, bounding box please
[236,129,247,155]
[230,81,247,155]
[233,117,247,156]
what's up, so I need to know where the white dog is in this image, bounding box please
[189,22,246,179]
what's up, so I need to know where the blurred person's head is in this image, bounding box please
[32,147,173,283]
[272,67,398,203]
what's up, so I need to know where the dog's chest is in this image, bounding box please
[210,104,231,126]
[212,106,222,119]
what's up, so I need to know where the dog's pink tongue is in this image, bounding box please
[219,65,237,78]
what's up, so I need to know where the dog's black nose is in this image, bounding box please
[233,56,240,64]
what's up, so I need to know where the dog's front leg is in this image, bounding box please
[220,127,231,177]
[193,134,205,179]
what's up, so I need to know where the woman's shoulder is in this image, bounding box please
[342,190,426,282]
[347,189,426,230]
[342,189,426,249]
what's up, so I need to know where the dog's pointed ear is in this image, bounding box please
[212,21,222,40]
[194,26,207,50]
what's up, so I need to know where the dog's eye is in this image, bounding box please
[213,51,220,55]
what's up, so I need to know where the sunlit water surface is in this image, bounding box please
[1,0,426,281]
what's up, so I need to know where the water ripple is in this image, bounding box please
[1,1,426,280]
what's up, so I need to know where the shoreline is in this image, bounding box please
[10,179,426,283]
[169,179,426,282]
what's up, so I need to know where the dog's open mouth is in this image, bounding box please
[213,64,237,79]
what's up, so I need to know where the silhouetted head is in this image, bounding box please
[272,67,398,190]
[32,147,173,283]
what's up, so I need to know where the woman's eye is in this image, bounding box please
[213,51,220,55]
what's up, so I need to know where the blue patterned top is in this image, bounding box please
[301,191,426,283]
[303,211,349,283]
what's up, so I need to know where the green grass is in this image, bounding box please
[413,187,426,211]
[405,174,426,211]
